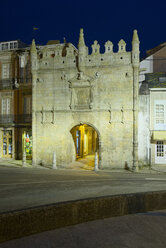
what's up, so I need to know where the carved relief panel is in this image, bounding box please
[69,72,94,110]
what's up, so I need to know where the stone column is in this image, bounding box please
[132,30,140,172]
[32,73,37,166]
[133,67,139,171]
[30,39,38,167]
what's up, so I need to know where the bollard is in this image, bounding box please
[22,151,26,167]
[52,151,57,169]
[94,152,99,172]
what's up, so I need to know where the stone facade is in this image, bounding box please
[31,29,140,170]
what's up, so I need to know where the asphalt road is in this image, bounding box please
[0,166,166,213]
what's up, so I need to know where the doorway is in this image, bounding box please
[70,124,99,169]
[155,141,166,164]
[2,130,12,158]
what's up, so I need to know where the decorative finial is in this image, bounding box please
[78,28,86,48]
[132,29,139,43]
[30,39,37,53]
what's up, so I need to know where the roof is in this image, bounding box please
[141,42,166,61]
[139,72,166,94]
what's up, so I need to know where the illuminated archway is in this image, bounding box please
[70,124,100,169]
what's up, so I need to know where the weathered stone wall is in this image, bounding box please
[138,94,150,165]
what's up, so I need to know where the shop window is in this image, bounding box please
[2,130,12,158]
[23,131,32,159]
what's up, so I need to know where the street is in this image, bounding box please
[0,165,166,213]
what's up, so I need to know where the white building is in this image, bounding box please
[138,41,166,166]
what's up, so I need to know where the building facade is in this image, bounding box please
[139,73,166,166]
[139,42,166,167]
[31,29,140,170]
[0,40,32,160]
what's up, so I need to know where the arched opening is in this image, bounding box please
[70,124,99,170]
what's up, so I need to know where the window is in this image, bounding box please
[10,42,14,49]
[3,130,12,157]
[156,141,164,157]
[154,101,166,130]
[159,77,166,83]
[1,44,5,50]
[2,98,10,114]
[155,104,164,124]
[14,42,17,48]
[2,64,10,79]
[20,68,24,83]
[1,43,8,50]
[24,96,32,114]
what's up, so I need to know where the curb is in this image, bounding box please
[0,190,166,243]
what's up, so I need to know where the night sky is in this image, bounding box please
[1,0,165,58]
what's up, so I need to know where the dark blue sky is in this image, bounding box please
[0,0,165,57]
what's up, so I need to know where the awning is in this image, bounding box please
[152,131,166,141]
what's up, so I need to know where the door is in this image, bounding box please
[155,141,166,164]
[2,130,12,158]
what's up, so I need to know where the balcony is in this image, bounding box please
[0,78,32,90]
[0,114,32,125]
[0,79,14,90]
[14,114,32,123]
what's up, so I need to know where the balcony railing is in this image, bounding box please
[0,78,32,90]
[0,114,32,124]
[0,79,14,90]
[14,114,32,123]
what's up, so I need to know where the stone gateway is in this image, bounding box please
[31,29,140,170]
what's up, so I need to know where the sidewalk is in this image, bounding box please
[0,210,166,248]
[0,158,166,174]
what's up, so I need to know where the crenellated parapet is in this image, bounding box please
[118,39,126,53]
[91,40,100,55]
[30,29,139,71]
[104,41,113,53]
[31,43,78,70]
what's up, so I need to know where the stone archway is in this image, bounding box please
[70,123,100,170]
